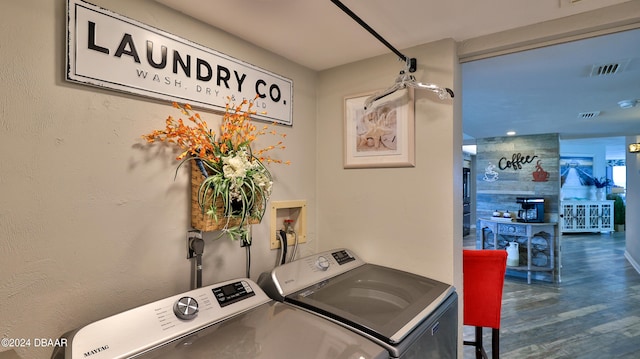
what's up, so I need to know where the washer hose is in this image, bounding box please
[278,230,287,265]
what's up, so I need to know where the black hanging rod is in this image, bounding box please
[330,0,417,72]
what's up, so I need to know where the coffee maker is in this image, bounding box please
[516,197,545,223]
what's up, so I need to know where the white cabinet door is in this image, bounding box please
[561,201,614,233]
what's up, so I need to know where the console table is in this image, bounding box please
[561,200,614,233]
[477,219,558,284]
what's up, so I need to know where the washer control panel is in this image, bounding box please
[66,278,270,359]
[331,249,356,265]
[267,248,365,297]
[315,255,330,271]
[212,280,255,307]
[173,296,199,320]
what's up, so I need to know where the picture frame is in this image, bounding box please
[560,154,594,200]
[343,88,415,168]
[560,155,594,187]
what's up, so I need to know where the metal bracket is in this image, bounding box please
[186,229,202,259]
[407,58,417,73]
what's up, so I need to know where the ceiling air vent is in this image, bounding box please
[590,59,630,77]
[578,111,600,119]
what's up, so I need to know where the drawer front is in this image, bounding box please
[498,224,528,236]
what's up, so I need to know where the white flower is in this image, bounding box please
[218,148,272,202]
[252,172,273,196]
[222,150,251,179]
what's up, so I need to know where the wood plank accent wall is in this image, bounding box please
[476,134,560,222]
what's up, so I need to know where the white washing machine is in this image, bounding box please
[51,278,388,359]
[259,248,458,359]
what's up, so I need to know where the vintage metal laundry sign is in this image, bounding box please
[66,0,293,125]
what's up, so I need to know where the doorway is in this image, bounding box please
[460,25,637,238]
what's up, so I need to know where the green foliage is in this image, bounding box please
[610,195,625,225]
[591,176,612,188]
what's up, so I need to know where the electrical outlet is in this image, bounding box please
[186,230,202,259]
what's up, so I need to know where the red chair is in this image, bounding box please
[463,249,508,359]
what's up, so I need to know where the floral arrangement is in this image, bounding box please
[591,176,612,188]
[143,97,288,241]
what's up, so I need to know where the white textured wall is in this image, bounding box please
[316,39,461,284]
[0,1,317,358]
[317,39,462,355]
[315,39,463,345]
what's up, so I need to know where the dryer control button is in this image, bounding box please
[173,296,199,320]
[315,256,330,271]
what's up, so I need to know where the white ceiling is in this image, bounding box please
[155,0,639,158]
[462,28,639,159]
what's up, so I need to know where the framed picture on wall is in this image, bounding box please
[560,155,594,187]
[343,88,415,168]
[560,154,595,200]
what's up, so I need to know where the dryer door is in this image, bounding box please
[287,264,454,344]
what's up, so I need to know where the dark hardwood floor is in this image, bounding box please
[463,231,640,358]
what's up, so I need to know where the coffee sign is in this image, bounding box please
[496,152,549,182]
[498,153,538,171]
[66,0,293,125]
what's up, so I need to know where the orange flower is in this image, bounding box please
[142,96,289,166]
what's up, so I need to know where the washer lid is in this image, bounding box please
[286,263,454,344]
[129,302,388,359]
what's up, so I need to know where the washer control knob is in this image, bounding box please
[173,297,199,320]
[316,256,330,271]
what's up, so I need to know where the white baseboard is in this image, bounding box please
[625,250,640,275]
